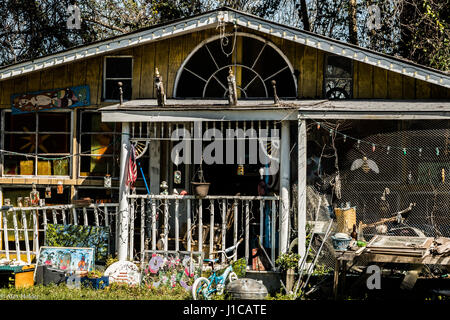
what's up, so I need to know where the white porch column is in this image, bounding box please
[280,120,290,254]
[297,119,307,259]
[118,122,130,260]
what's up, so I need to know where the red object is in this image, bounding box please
[127,144,137,187]
[252,248,265,271]
[180,190,188,195]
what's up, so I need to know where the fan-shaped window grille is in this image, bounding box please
[174,33,297,99]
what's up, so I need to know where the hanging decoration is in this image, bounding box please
[45,186,52,198]
[350,156,380,174]
[174,170,182,185]
[30,183,40,206]
[57,181,64,194]
[237,164,244,176]
[311,119,445,157]
[104,174,112,189]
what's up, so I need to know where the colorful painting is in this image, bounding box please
[11,85,90,114]
[141,251,203,291]
[37,246,94,272]
[44,224,109,263]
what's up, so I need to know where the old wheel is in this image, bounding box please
[192,277,211,300]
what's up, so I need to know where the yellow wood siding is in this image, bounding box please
[0,27,448,108]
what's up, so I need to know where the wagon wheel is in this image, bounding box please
[130,139,149,159]
[326,87,349,100]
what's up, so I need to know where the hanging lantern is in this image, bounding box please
[237,164,244,176]
[357,140,361,149]
[174,170,182,185]
[317,122,321,130]
[57,181,64,194]
[372,144,376,152]
[45,186,52,198]
[386,146,390,154]
[436,147,440,156]
[418,148,422,157]
[403,148,407,155]
[343,135,347,143]
[104,174,112,188]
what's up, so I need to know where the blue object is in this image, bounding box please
[138,161,150,195]
[81,276,110,289]
[331,235,352,251]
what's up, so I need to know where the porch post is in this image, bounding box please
[118,122,130,260]
[280,120,290,254]
[297,118,307,259]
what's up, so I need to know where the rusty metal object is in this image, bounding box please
[225,278,268,300]
[227,67,237,106]
[154,68,166,107]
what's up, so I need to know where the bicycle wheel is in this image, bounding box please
[192,277,211,300]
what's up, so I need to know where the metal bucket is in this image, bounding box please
[331,233,352,251]
[191,182,210,197]
[225,278,268,300]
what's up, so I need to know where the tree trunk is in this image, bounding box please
[348,0,358,45]
[298,0,310,31]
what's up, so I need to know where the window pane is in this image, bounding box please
[326,55,352,78]
[81,112,115,132]
[4,133,36,153]
[105,79,132,100]
[4,156,35,175]
[38,134,70,154]
[105,57,132,78]
[81,134,115,155]
[80,155,114,177]
[37,159,69,176]
[5,112,36,132]
[38,112,70,132]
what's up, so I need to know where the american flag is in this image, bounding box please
[127,144,137,187]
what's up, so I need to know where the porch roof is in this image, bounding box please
[100,99,450,122]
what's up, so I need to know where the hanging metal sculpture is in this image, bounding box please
[351,156,380,174]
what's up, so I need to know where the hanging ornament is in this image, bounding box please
[357,140,361,149]
[372,144,376,152]
[386,146,390,155]
[237,164,244,176]
[317,122,321,130]
[104,174,112,189]
[30,183,40,206]
[418,148,422,157]
[329,129,333,137]
[343,135,347,143]
[45,186,52,198]
[174,170,182,185]
[436,147,440,156]
[407,171,413,184]
[402,148,407,155]
[442,168,445,184]
[57,181,64,194]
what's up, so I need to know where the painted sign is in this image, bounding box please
[104,261,141,286]
[11,85,90,114]
[44,224,110,263]
[36,246,94,273]
[141,251,203,291]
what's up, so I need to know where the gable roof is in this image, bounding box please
[1,7,449,88]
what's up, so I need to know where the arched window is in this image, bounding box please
[174,33,297,99]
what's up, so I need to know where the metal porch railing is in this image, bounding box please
[127,194,281,269]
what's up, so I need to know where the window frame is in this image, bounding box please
[78,109,121,179]
[1,109,73,178]
[323,54,354,99]
[102,55,133,102]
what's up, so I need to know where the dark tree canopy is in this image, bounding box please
[0,0,448,71]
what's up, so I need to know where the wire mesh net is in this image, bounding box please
[303,119,450,269]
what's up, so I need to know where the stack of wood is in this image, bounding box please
[430,237,450,256]
[365,235,433,258]
[72,197,92,207]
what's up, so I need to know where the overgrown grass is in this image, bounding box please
[0,283,192,300]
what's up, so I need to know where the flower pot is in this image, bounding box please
[285,268,295,293]
[191,182,210,197]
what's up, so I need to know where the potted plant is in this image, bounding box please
[191,162,210,197]
[275,252,300,293]
[81,270,110,289]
